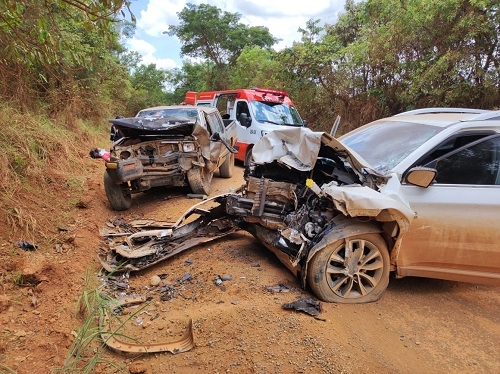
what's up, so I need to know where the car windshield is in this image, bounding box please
[250,101,303,126]
[137,108,199,122]
[340,121,443,173]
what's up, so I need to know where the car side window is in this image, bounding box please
[428,136,500,185]
[206,112,224,135]
[236,101,250,121]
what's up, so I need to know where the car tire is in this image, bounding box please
[244,147,254,167]
[187,167,213,195]
[103,171,132,211]
[307,233,390,304]
[219,152,234,178]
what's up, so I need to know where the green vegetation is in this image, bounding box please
[0,0,499,239]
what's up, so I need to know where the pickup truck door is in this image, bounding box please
[205,112,228,164]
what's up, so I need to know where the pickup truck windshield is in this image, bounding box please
[250,101,303,126]
[340,121,443,173]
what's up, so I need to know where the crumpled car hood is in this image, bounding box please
[109,117,200,137]
[252,127,381,177]
[252,127,414,227]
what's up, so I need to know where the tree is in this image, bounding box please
[229,47,280,89]
[167,3,279,89]
[0,0,134,115]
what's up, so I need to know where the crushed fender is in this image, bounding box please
[99,295,194,354]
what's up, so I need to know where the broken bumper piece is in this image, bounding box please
[98,194,239,273]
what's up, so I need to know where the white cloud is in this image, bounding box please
[127,37,177,69]
[136,0,344,42]
[128,0,347,68]
[137,0,187,37]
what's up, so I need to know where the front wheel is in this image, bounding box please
[187,167,213,195]
[103,171,132,211]
[307,234,390,304]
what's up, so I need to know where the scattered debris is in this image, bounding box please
[159,284,178,301]
[178,272,191,283]
[184,259,193,266]
[282,297,322,317]
[266,283,291,293]
[220,275,232,281]
[18,241,37,251]
[187,193,208,200]
[250,263,260,267]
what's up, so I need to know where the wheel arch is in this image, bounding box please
[301,219,386,289]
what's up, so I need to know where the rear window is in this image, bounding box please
[137,108,199,121]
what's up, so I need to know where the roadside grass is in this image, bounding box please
[0,103,109,242]
[52,269,144,374]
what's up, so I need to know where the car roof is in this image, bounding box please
[366,108,500,129]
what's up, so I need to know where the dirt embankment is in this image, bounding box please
[1,160,499,374]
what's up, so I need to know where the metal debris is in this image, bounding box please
[99,295,194,354]
[282,297,322,317]
[266,283,291,293]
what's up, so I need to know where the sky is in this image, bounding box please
[126,0,348,69]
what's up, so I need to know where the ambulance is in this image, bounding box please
[185,88,307,165]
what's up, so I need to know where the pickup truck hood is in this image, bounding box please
[109,117,202,138]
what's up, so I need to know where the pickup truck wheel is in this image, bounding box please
[103,171,132,211]
[219,152,234,178]
[244,147,254,167]
[187,167,212,195]
[307,234,390,304]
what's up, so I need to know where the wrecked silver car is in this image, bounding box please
[99,108,500,303]
[103,105,237,211]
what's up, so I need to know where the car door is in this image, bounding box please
[395,134,500,284]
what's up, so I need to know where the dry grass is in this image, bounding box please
[0,103,109,242]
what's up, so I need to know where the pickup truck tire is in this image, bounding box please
[103,171,132,211]
[307,233,390,304]
[244,147,254,167]
[187,167,212,195]
[219,152,234,178]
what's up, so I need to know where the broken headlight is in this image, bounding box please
[182,143,196,153]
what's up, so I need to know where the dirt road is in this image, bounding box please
[1,163,499,373]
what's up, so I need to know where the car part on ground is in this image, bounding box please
[99,295,194,354]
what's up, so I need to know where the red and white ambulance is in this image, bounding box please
[185,88,307,165]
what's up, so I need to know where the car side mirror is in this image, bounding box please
[211,132,221,141]
[239,113,251,128]
[302,120,308,127]
[404,167,437,188]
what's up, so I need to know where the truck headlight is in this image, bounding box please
[182,143,196,152]
[261,130,268,137]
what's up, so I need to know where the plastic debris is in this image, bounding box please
[18,241,38,251]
